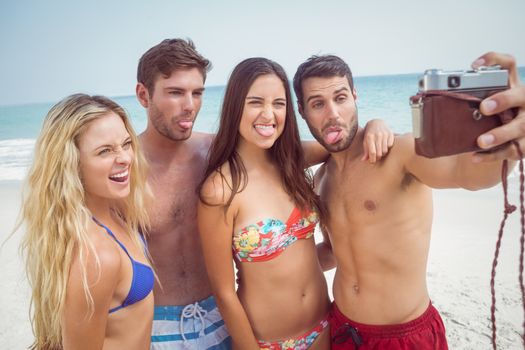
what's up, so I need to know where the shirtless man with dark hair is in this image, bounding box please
[294,52,525,349]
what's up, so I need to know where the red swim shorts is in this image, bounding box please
[329,302,448,349]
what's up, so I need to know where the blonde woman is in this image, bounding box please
[18,94,153,350]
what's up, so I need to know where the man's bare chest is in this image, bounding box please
[147,164,205,232]
[321,169,387,211]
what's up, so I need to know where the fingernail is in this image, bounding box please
[479,134,495,147]
[472,58,485,68]
[481,99,497,113]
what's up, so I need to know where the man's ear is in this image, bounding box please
[298,102,305,119]
[136,83,150,108]
[352,88,358,102]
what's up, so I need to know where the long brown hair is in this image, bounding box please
[199,57,321,215]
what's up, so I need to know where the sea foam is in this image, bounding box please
[0,139,35,181]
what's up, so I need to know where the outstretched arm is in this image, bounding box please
[400,52,525,190]
[400,134,509,190]
[198,174,260,350]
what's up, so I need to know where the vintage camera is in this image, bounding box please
[410,66,512,157]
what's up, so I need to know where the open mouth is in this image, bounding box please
[254,124,276,137]
[109,169,129,183]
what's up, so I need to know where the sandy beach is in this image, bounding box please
[428,181,524,349]
[0,182,32,349]
[1,178,524,349]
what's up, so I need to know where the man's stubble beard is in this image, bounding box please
[306,107,359,153]
[149,103,193,142]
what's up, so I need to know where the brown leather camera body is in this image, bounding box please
[410,90,516,158]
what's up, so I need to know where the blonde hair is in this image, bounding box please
[18,94,151,349]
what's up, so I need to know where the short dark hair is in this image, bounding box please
[293,55,354,108]
[137,38,212,94]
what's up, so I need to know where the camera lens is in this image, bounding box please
[448,76,461,88]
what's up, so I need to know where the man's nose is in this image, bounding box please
[326,101,340,121]
[182,94,195,112]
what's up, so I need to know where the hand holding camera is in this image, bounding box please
[411,65,516,158]
[471,52,525,162]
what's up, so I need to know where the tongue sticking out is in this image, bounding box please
[325,130,342,145]
[179,121,193,130]
[255,126,274,137]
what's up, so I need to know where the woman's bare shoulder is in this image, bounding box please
[69,221,121,287]
[200,163,234,207]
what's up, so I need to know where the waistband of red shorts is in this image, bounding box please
[331,302,441,337]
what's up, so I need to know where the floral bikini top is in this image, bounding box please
[232,207,319,262]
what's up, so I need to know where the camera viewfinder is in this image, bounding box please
[448,75,461,88]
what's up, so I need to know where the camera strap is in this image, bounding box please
[490,141,525,350]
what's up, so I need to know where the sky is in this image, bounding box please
[1,0,524,106]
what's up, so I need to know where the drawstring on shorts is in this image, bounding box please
[180,301,208,347]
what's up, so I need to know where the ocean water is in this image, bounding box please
[1,69,524,181]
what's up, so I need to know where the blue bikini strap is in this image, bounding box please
[92,217,133,260]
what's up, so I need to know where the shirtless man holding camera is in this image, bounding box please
[293,52,525,349]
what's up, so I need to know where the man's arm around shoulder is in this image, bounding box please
[313,163,336,271]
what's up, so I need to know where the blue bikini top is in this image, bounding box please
[93,218,154,314]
